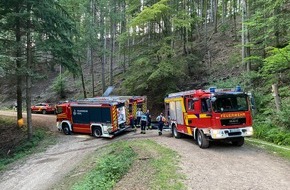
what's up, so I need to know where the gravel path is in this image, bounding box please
[1,111,290,190]
[153,132,290,190]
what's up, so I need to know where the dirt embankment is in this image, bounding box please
[1,111,290,190]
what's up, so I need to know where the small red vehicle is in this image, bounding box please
[31,103,55,114]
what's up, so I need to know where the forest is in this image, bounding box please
[0,0,290,144]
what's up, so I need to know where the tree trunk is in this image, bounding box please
[182,0,187,54]
[222,0,225,23]
[245,0,251,72]
[100,4,106,93]
[26,2,33,140]
[79,57,87,98]
[233,0,238,41]
[89,47,94,97]
[15,4,23,127]
[90,0,95,97]
[213,0,218,33]
[241,0,251,72]
[110,2,116,86]
[121,0,126,73]
[272,84,281,112]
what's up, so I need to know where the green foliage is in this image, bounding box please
[72,142,137,190]
[208,76,243,89]
[276,98,290,130]
[253,120,290,146]
[172,10,196,30]
[52,75,67,98]
[130,0,170,28]
[122,37,191,108]
[0,0,80,76]
[262,45,290,81]
[220,23,230,34]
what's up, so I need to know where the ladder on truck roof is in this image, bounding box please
[85,96,127,102]
[167,90,198,98]
[168,86,243,98]
[73,100,120,106]
[85,96,145,102]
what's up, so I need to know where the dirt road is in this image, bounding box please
[1,111,290,190]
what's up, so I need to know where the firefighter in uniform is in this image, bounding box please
[156,113,166,136]
[136,108,142,127]
[129,112,136,132]
[145,109,151,130]
[140,112,147,134]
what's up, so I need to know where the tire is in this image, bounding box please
[232,137,244,147]
[92,126,102,138]
[62,123,71,135]
[42,109,46,114]
[172,125,181,139]
[196,130,210,149]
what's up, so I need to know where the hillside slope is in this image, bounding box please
[0,20,243,110]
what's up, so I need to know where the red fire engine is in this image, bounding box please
[164,86,253,148]
[56,96,147,138]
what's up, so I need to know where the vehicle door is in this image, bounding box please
[197,98,212,128]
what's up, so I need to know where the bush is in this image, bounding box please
[254,120,290,146]
[52,75,66,98]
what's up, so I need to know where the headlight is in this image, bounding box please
[211,129,225,139]
[211,129,219,134]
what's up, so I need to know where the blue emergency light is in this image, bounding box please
[235,85,242,92]
[209,87,216,93]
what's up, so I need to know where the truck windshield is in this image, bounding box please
[212,94,248,113]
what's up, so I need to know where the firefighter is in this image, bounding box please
[140,112,147,134]
[145,109,151,130]
[156,113,166,136]
[129,112,136,132]
[136,108,142,127]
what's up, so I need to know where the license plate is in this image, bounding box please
[229,129,240,133]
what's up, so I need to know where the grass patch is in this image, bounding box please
[71,141,137,190]
[247,138,290,161]
[0,116,56,171]
[132,140,185,190]
[69,140,185,190]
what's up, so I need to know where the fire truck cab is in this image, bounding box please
[164,86,253,148]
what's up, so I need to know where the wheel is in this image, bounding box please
[232,137,244,146]
[92,126,102,138]
[196,130,209,149]
[42,109,46,114]
[62,124,71,135]
[172,125,181,138]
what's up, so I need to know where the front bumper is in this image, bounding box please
[205,127,253,139]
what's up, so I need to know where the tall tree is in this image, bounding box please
[0,0,79,138]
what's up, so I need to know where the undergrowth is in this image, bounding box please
[72,141,136,190]
[0,116,56,171]
[71,140,185,190]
